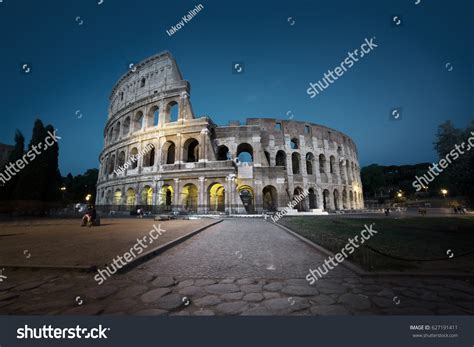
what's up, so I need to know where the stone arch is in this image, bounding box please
[123,116,131,136]
[108,127,114,144]
[162,141,176,164]
[113,122,121,140]
[126,188,136,206]
[160,184,173,210]
[238,185,254,213]
[208,182,225,212]
[333,189,340,210]
[319,154,326,173]
[306,152,314,175]
[182,183,198,212]
[147,105,159,127]
[342,189,348,209]
[293,187,305,211]
[330,156,336,174]
[262,185,278,211]
[108,154,116,174]
[117,151,125,170]
[113,189,122,205]
[183,138,199,163]
[308,188,317,209]
[275,150,286,167]
[216,145,230,160]
[106,190,112,204]
[237,143,253,163]
[165,101,179,123]
[133,111,144,132]
[129,148,139,169]
[141,185,153,206]
[323,189,330,210]
[292,152,301,174]
[142,145,155,167]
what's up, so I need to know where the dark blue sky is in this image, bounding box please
[0,0,472,175]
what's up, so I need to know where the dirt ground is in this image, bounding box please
[0,218,217,267]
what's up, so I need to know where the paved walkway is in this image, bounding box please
[1,219,473,315]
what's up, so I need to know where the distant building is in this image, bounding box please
[0,143,14,168]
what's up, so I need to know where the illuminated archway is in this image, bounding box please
[238,185,254,213]
[126,188,136,206]
[182,183,198,212]
[141,186,153,206]
[262,185,278,211]
[208,183,225,212]
[159,185,174,210]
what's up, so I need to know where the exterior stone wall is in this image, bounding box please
[96,51,364,214]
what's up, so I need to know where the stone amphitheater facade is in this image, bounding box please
[96,51,364,214]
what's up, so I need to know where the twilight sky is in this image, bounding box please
[0,0,472,175]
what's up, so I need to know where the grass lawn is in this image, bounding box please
[278,217,474,273]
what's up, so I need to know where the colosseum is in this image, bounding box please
[96,51,364,214]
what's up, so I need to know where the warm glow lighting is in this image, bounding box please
[397,192,402,198]
[441,189,448,197]
[85,194,92,201]
[60,187,66,191]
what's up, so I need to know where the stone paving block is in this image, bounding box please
[140,288,172,303]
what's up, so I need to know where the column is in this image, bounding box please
[198,176,206,213]
[173,178,180,210]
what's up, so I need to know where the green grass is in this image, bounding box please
[279,217,474,272]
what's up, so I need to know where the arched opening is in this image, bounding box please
[293,187,305,211]
[309,188,317,209]
[238,185,254,213]
[129,148,139,169]
[123,117,131,136]
[264,151,271,166]
[182,183,198,212]
[117,151,125,170]
[162,141,176,164]
[106,190,112,204]
[143,145,155,167]
[147,105,158,127]
[323,189,330,210]
[292,152,301,174]
[216,145,230,160]
[166,101,179,123]
[108,155,115,174]
[141,186,153,206]
[342,189,348,209]
[108,127,114,144]
[262,185,278,211]
[275,150,286,167]
[183,138,199,163]
[208,183,225,212]
[333,189,340,210]
[153,106,160,126]
[114,122,121,140]
[160,185,173,211]
[113,190,122,205]
[236,143,253,163]
[140,78,146,88]
[133,111,144,132]
[330,156,336,174]
[290,138,299,149]
[126,188,136,206]
[349,191,354,209]
[319,154,326,173]
[306,153,314,175]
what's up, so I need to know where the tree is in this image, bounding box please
[14,119,50,200]
[0,130,25,200]
[361,164,386,197]
[434,120,474,205]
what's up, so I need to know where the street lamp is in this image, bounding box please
[441,189,448,198]
[397,192,403,198]
[60,186,66,191]
[85,194,92,202]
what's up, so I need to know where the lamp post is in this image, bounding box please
[441,189,448,199]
